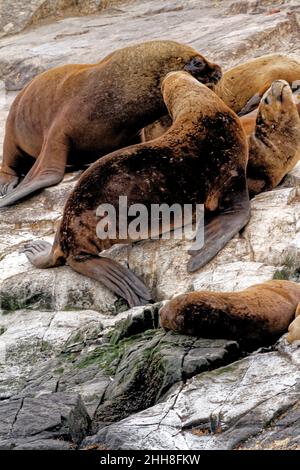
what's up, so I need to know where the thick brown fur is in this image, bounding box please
[0,40,221,207]
[142,54,300,139]
[142,88,300,143]
[215,53,300,114]
[143,81,300,198]
[22,71,249,307]
[160,280,300,348]
[247,80,300,196]
[287,303,300,343]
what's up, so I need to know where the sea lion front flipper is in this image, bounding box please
[238,93,262,116]
[0,131,68,208]
[0,170,19,197]
[67,255,152,308]
[187,185,250,273]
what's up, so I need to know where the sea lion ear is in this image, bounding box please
[184,57,206,74]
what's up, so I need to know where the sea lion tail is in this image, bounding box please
[67,255,152,308]
[187,183,250,272]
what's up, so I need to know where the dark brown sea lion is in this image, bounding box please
[0,40,222,208]
[159,280,300,348]
[214,53,300,115]
[21,71,249,307]
[143,81,300,198]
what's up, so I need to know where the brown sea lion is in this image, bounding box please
[287,304,300,344]
[159,280,300,348]
[143,81,300,198]
[143,85,300,142]
[214,53,300,115]
[142,54,300,140]
[21,71,249,307]
[247,80,300,196]
[0,40,222,208]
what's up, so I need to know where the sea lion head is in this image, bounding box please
[184,54,222,89]
[159,292,210,335]
[159,292,221,336]
[258,80,298,124]
[159,294,188,332]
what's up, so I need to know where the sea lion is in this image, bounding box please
[143,54,300,139]
[287,304,300,344]
[0,40,222,208]
[143,81,300,198]
[159,280,300,348]
[214,53,300,115]
[21,71,249,307]
[143,85,300,142]
[237,84,300,140]
[247,80,300,196]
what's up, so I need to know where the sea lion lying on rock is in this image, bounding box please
[22,71,249,307]
[160,280,300,348]
[0,40,221,208]
[214,53,300,115]
[246,80,300,196]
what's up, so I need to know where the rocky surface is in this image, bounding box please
[0,0,129,39]
[1,0,300,450]
[82,338,300,450]
[0,393,90,450]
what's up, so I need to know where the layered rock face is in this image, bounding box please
[1,0,300,450]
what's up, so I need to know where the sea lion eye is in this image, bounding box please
[185,57,206,73]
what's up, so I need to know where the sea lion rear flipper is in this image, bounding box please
[67,255,152,308]
[187,185,250,272]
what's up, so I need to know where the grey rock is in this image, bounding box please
[82,341,300,450]
[242,400,300,449]
[0,0,300,91]
[0,0,128,39]
[0,393,90,449]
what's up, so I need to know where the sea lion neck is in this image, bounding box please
[162,76,213,122]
